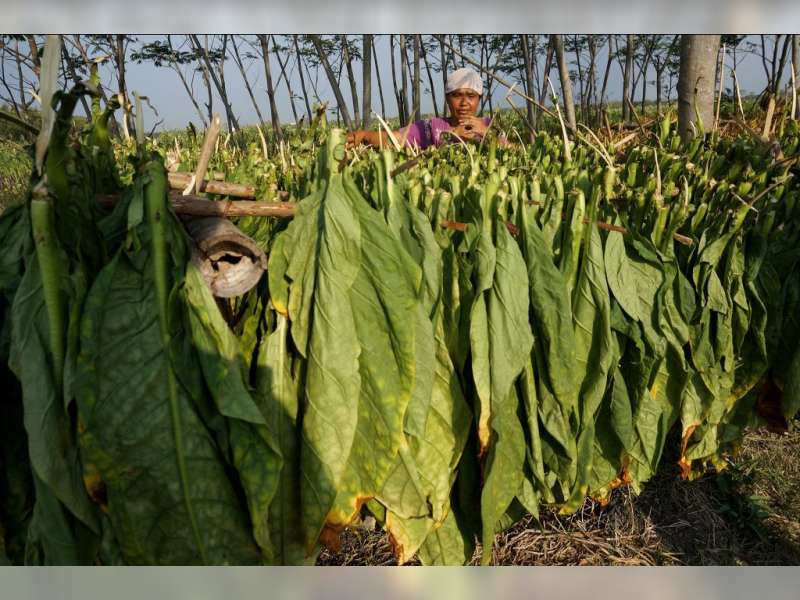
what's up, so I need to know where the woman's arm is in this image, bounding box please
[346,129,407,148]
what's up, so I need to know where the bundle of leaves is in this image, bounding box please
[1,87,799,565]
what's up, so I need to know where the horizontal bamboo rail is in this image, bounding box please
[97,191,693,245]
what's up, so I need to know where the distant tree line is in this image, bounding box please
[1,34,798,143]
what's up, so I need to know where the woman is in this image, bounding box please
[346,67,501,149]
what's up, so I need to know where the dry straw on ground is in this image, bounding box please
[318,425,800,566]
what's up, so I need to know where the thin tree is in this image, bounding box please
[271,36,300,125]
[677,34,720,142]
[399,35,411,124]
[521,35,536,141]
[131,36,210,127]
[190,34,240,132]
[390,36,404,123]
[439,35,449,116]
[256,35,282,139]
[293,36,313,123]
[371,40,386,118]
[229,36,266,127]
[598,35,615,118]
[622,34,635,122]
[340,35,360,126]
[309,35,354,130]
[419,36,439,118]
[793,35,799,119]
[412,35,421,122]
[361,34,372,128]
[552,34,576,132]
[537,38,554,128]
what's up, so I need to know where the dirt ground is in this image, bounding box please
[317,423,800,566]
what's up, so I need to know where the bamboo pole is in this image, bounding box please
[96,192,693,245]
[167,172,261,199]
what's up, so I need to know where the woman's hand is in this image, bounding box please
[452,115,488,140]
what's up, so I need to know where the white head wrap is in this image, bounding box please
[445,67,483,95]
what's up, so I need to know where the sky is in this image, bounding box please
[3,35,795,132]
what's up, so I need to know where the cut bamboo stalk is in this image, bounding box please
[713,44,726,135]
[168,171,260,199]
[190,113,221,195]
[98,190,693,245]
[185,217,268,298]
[762,95,776,139]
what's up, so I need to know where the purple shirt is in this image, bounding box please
[399,116,493,149]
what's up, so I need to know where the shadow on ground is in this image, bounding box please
[317,424,800,566]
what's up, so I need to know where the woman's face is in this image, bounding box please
[446,89,481,119]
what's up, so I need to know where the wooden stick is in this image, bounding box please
[190,114,221,195]
[762,95,776,139]
[97,191,295,218]
[167,171,261,199]
[98,188,692,245]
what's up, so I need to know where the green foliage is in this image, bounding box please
[1,86,799,567]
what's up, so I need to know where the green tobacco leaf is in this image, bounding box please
[184,263,282,563]
[74,166,262,564]
[297,174,362,552]
[9,258,100,539]
[519,211,579,418]
[564,223,613,510]
[479,224,533,565]
[75,247,260,564]
[325,188,418,530]
[256,314,306,565]
[418,506,472,566]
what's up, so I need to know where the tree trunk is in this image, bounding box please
[272,36,299,125]
[0,47,22,118]
[623,34,635,122]
[113,35,133,135]
[551,34,576,132]
[257,34,283,139]
[340,35,361,126]
[640,50,651,114]
[309,35,354,130]
[573,36,586,123]
[420,37,439,118]
[230,36,266,126]
[773,34,792,95]
[294,36,314,124]
[537,38,554,128]
[412,35,421,121]
[399,35,411,124]
[361,35,372,128]
[165,35,208,127]
[521,34,536,141]
[793,34,799,119]
[25,35,41,76]
[599,35,615,117]
[390,35,404,123]
[677,34,720,142]
[587,36,597,125]
[372,41,386,118]
[656,67,663,114]
[191,34,240,133]
[440,35,449,115]
[530,35,540,110]
[60,43,92,118]
[478,36,487,115]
